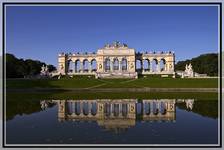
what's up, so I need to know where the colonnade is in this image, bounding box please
[136,59,173,73]
[55,99,176,121]
[67,59,97,73]
[104,58,128,72]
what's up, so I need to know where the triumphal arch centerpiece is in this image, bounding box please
[57,42,175,78]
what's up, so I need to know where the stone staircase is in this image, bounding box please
[96,72,138,79]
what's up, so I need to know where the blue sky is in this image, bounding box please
[6,5,219,66]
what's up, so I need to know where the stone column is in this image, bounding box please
[150,101,153,113]
[119,61,121,71]
[157,61,160,72]
[80,102,83,114]
[150,61,153,72]
[88,102,92,115]
[141,61,143,71]
[80,62,83,73]
[110,103,113,117]
[89,62,92,73]
[110,60,113,72]
[165,64,167,72]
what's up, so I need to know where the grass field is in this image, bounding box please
[6,91,218,100]
[6,77,218,89]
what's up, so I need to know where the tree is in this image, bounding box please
[175,53,218,76]
[6,53,56,78]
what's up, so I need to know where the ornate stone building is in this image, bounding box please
[51,99,176,132]
[57,42,175,78]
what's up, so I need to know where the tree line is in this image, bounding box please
[6,53,56,78]
[175,53,218,76]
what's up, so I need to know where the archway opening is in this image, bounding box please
[143,59,150,72]
[144,102,150,115]
[122,104,128,117]
[136,59,142,72]
[152,101,159,115]
[67,101,73,115]
[68,60,74,73]
[91,102,97,116]
[91,59,97,72]
[161,102,167,115]
[75,102,81,115]
[113,58,119,71]
[105,103,111,117]
[104,58,110,72]
[160,59,166,72]
[75,60,81,73]
[113,104,119,117]
[121,58,127,71]
[151,59,158,72]
[83,102,89,116]
[83,59,89,72]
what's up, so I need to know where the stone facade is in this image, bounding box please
[57,42,175,78]
[52,99,177,131]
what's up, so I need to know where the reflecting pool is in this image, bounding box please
[6,98,218,145]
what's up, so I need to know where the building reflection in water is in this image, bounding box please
[40,99,194,133]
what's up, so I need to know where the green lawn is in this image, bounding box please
[6,91,218,100]
[6,77,218,89]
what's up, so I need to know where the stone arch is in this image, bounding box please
[75,101,81,115]
[161,102,167,115]
[136,59,142,72]
[143,59,150,72]
[68,59,74,73]
[113,58,119,71]
[144,102,150,115]
[83,59,89,72]
[151,59,158,72]
[160,58,166,72]
[136,101,143,115]
[67,101,73,115]
[113,104,119,117]
[122,103,128,117]
[152,101,159,115]
[104,58,110,72]
[105,103,111,117]
[75,59,81,73]
[91,59,97,72]
[83,102,89,116]
[91,102,97,116]
[121,58,127,71]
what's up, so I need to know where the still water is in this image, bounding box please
[6,98,218,145]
